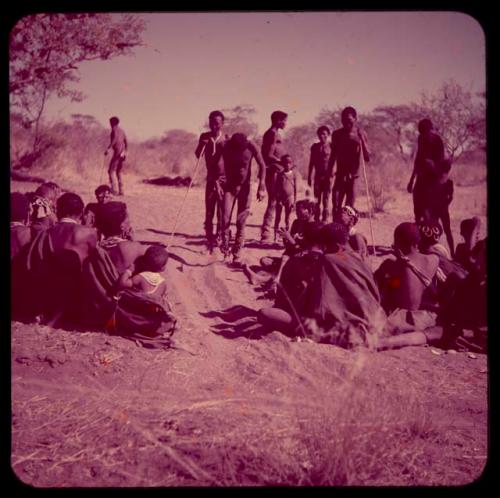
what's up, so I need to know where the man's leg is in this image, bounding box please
[116,157,125,196]
[204,180,217,249]
[108,157,118,194]
[313,181,321,221]
[221,190,234,256]
[233,183,251,262]
[331,177,345,219]
[320,184,330,222]
[345,177,358,209]
[261,168,277,241]
[284,197,293,232]
[440,208,455,259]
[275,201,283,237]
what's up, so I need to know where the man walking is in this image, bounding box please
[105,116,128,196]
[221,133,266,264]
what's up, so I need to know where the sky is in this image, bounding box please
[41,11,486,142]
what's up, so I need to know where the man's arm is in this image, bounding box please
[327,137,337,179]
[293,172,297,205]
[105,131,113,155]
[249,141,267,200]
[359,129,370,162]
[195,133,208,159]
[307,144,315,186]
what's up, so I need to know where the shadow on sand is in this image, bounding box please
[200,305,269,340]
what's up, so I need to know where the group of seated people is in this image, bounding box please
[11,183,176,340]
[252,199,486,351]
[10,181,486,352]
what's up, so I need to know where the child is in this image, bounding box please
[308,126,332,222]
[454,217,481,271]
[82,184,113,238]
[274,154,297,240]
[118,245,168,304]
[30,182,60,238]
[424,157,455,258]
[335,205,368,260]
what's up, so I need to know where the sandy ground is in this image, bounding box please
[11,175,488,486]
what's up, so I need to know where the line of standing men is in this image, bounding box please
[195,106,371,260]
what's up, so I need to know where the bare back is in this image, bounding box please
[49,223,98,264]
[376,252,439,312]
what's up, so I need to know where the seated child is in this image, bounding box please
[335,205,368,260]
[454,216,481,271]
[82,184,112,233]
[10,192,32,260]
[274,154,297,240]
[118,245,168,304]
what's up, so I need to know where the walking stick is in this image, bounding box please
[167,143,206,247]
[359,135,377,258]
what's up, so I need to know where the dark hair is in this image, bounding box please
[35,183,58,200]
[280,154,292,164]
[95,201,128,237]
[341,106,357,120]
[109,116,120,126]
[394,222,421,250]
[460,217,479,236]
[228,132,248,151]
[143,245,169,272]
[317,126,331,136]
[56,192,84,219]
[303,221,324,247]
[295,199,316,213]
[43,181,60,192]
[419,221,443,244]
[271,110,288,123]
[11,192,30,222]
[319,222,349,249]
[209,110,225,122]
[95,184,111,196]
[418,118,433,133]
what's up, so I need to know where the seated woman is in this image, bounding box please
[95,201,146,274]
[334,205,368,260]
[375,222,440,333]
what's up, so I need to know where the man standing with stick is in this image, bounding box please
[328,106,370,217]
[105,116,128,196]
[195,110,228,253]
[260,110,288,243]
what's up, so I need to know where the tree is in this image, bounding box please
[160,129,198,174]
[371,105,419,164]
[9,13,145,157]
[284,123,317,178]
[219,105,259,141]
[416,80,485,161]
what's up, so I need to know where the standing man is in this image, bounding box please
[221,133,266,264]
[105,116,128,196]
[407,118,445,224]
[307,125,332,222]
[328,107,370,217]
[260,110,288,243]
[195,110,228,252]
